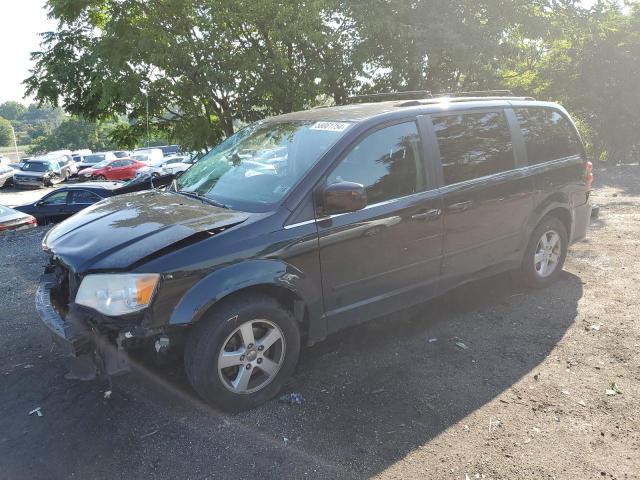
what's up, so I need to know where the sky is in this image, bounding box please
[0,0,55,104]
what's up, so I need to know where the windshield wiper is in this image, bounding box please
[177,190,231,209]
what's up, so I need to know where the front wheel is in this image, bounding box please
[184,294,300,412]
[517,216,568,288]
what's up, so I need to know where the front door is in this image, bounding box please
[316,121,444,333]
[430,109,534,289]
[36,190,70,223]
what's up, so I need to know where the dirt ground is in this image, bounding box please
[0,166,638,479]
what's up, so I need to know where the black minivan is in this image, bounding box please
[37,93,592,411]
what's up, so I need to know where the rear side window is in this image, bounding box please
[70,190,101,204]
[433,111,514,185]
[515,108,582,165]
[326,122,423,205]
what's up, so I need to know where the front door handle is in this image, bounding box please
[411,208,442,221]
[447,200,473,212]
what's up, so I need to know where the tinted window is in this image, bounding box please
[111,160,125,167]
[327,122,423,205]
[433,111,514,185]
[41,191,68,205]
[515,108,582,165]
[70,190,101,204]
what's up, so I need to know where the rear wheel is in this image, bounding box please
[517,216,568,288]
[184,294,300,412]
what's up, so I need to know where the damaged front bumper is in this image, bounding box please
[35,273,131,380]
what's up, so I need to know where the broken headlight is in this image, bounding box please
[75,274,160,316]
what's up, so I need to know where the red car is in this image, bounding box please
[78,158,146,181]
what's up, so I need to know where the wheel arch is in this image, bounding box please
[169,259,325,345]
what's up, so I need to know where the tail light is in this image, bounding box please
[585,161,593,191]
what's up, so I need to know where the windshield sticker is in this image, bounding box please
[310,121,351,132]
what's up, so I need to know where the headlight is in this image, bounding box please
[75,274,160,316]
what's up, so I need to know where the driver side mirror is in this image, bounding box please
[322,181,367,216]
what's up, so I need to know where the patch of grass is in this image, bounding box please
[0,145,33,162]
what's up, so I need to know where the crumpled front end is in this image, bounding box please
[35,259,165,380]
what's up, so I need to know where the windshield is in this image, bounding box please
[21,162,50,172]
[84,154,105,164]
[176,120,350,211]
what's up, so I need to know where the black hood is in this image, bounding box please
[43,190,250,272]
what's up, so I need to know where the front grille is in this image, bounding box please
[15,175,41,183]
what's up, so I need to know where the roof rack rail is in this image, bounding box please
[344,91,432,104]
[344,89,532,105]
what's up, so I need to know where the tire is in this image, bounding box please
[517,216,568,288]
[95,175,106,181]
[184,293,300,412]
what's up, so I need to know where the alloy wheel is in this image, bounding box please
[534,230,562,278]
[217,319,286,394]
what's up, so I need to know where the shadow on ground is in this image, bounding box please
[125,270,583,477]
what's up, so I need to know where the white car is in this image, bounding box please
[135,155,195,178]
[0,156,11,166]
[131,148,164,164]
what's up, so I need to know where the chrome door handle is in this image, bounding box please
[411,208,442,221]
[447,201,473,212]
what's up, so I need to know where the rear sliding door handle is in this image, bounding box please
[411,208,442,221]
[447,200,473,212]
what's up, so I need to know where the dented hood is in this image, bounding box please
[43,190,250,272]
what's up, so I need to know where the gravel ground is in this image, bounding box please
[0,166,638,479]
[0,185,60,207]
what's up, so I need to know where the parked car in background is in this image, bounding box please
[0,164,15,187]
[9,157,30,170]
[75,151,117,171]
[0,205,37,232]
[71,149,92,164]
[0,156,11,166]
[13,156,72,187]
[113,150,131,158]
[135,145,180,157]
[78,158,146,181]
[135,155,195,178]
[131,148,164,164]
[14,183,121,224]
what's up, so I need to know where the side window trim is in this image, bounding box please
[504,108,528,169]
[314,118,428,215]
[417,115,444,189]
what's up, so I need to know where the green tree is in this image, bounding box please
[0,117,13,147]
[503,2,640,164]
[349,0,546,93]
[26,0,360,150]
[29,117,128,154]
[0,101,27,121]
